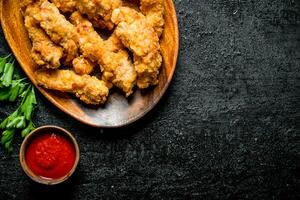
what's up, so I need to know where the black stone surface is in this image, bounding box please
[0,0,300,199]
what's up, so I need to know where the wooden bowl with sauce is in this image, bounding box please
[19,126,80,185]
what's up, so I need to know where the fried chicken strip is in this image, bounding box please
[112,7,159,57]
[72,56,95,75]
[104,32,124,52]
[49,0,76,13]
[24,1,99,74]
[20,0,35,9]
[35,69,109,104]
[24,14,63,69]
[76,0,122,30]
[140,0,165,37]
[70,12,136,96]
[27,1,79,63]
[111,7,162,88]
[49,0,122,29]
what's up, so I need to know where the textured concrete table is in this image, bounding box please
[0,0,299,199]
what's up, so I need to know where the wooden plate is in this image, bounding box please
[0,0,179,128]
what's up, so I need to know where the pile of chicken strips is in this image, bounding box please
[21,0,165,105]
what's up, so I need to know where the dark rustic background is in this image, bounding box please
[0,0,300,199]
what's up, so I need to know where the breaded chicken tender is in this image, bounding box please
[35,69,109,104]
[21,0,35,9]
[72,56,95,75]
[140,0,165,37]
[24,14,63,69]
[133,50,162,88]
[49,0,76,13]
[28,1,79,63]
[48,0,121,29]
[70,12,136,96]
[22,0,165,105]
[112,10,159,57]
[104,32,124,52]
[24,1,97,74]
[76,0,122,30]
[111,7,162,88]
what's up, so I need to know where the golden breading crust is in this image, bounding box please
[35,69,109,105]
[104,32,124,52]
[28,1,79,63]
[24,14,63,69]
[140,0,165,37]
[24,1,99,74]
[72,56,95,75]
[70,12,136,96]
[21,0,35,9]
[49,0,121,30]
[22,0,165,104]
[111,7,162,89]
[76,0,122,30]
[49,0,77,13]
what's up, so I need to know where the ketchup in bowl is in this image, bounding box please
[25,133,76,179]
[20,126,79,185]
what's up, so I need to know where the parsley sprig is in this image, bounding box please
[0,54,37,152]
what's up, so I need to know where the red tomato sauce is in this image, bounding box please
[25,133,76,179]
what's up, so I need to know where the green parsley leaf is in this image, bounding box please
[21,86,37,120]
[1,129,15,152]
[21,120,35,138]
[0,61,15,87]
[0,54,37,152]
[0,54,10,74]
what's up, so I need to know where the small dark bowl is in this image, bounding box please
[19,125,80,185]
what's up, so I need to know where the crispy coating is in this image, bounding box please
[76,0,122,30]
[49,0,77,13]
[113,14,159,56]
[72,56,95,75]
[21,0,35,9]
[35,69,109,104]
[111,7,162,89]
[104,32,124,52]
[70,12,136,96]
[22,0,165,103]
[24,14,63,69]
[48,0,120,29]
[140,0,165,37]
[111,6,143,24]
[28,1,79,63]
[134,50,162,88]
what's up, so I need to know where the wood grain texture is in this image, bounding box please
[0,0,179,127]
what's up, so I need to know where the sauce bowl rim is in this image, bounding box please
[19,125,80,185]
